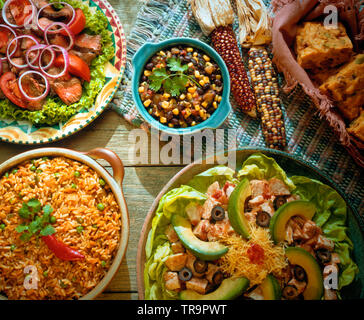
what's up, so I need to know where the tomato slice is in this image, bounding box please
[54,53,91,82]
[0,72,27,109]
[8,0,34,26]
[61,8,86,36]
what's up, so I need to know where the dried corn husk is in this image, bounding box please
[235,0,272,47]
[189,0,234,35]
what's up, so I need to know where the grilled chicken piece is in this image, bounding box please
[205,263,220,284]
[260,200,275,216]
[301,220,321,240]
[324,288,337,300]
[268,178,290,196]
[246,286,264,300]
[185,277,209,294]
[288,278,307,295]
[315,235,335,251]
[69,49,96,65]
[163,271,182,291]
[249,195,265,206]
[193,220,210,241]
[185,204,202,226]
[201,197,219,220]
[285,224,294,244]
[165,224,179,243]
[250,179,270,198]
[186,253,204,278]
[165,253,188,271]
[74,34,102,55]
[207,217,234,241]
[171,241,185,254]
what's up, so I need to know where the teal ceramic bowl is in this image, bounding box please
[132,38,232,135]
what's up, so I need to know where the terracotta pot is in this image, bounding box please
[136,147,364,300]
[0,147,129,300]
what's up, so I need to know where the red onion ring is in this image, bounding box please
[39,44,69,78]
[25,44,54,70]
[18,70,49,101]
[2,0,37,29]
[36,2,75,31]
[6,34,39,69]
[0,24,17,62]
[44,21,74,51]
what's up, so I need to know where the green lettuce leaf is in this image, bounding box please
[291,176,359,289]
[0,0,114,125]
[187,165,238,193]
[237,153,295,190]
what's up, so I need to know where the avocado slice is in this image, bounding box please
[260,274,281,300]
[227,178,251,238]
[179,277,250,300]
[269,200,316,243]
[285,247,323,300]
[171,214,228,261]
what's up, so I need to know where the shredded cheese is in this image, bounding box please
[219,223,287,286]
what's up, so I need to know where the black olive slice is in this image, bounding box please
[256,211,271,228]
[193,259,208,274]
[273,196,288,210]
[211,205,225,221]
[282,285,299,300]
[315,248,332,265]
[293,265,307,282]
[178,267,193,281]
[212,271,224,286]
[244,195,252,212]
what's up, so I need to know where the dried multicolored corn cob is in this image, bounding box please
[211,25,257,116]
[248,47,286,149]
[189,0,257,117]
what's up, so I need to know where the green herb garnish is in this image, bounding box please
[148,57,200,97]
[16,199,56,241]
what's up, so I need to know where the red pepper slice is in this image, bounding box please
[54,53,91,82]
[0,72,28,109]
[42,235,85,261]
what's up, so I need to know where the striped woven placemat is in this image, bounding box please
[109,0,364,216]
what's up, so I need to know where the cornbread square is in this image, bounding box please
[348,110,364,143]
[295,21,353,70]
[319,54,364,121]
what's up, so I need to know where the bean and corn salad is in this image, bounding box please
[138,46,224,128]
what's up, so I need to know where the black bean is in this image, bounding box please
[203,83,210,90]
[215,79,222,86]
[171,118,179,126]
[145,63,154,71]
[141,75,147,82]
[197,88,204,95]
[166,111,173,121]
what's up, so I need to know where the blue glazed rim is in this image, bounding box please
[131,37,232,135]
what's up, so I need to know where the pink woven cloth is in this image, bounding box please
[271,0,364,166]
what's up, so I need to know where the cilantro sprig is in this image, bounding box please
[16,199,56,241]
[148,57,200,97]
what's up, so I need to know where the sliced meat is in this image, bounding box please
[301,220,321,240]
[185,277,209,294]
[165,224,179,243]
[19,73,46,109]
[48,69,82,105]
[185,203,202,226]
[193,220,210,241]
[163,271,181,291]
[39,2,73,21]
[285,224,294,244]
[250,179,270,198]
[48,34,70,48]
[9,57,27,74]
[69,49,96,65]
[74,33,102,55]
[165,253,187,271]
[268,178,291,196]
[171,241,185,254]
[37,16,54,31]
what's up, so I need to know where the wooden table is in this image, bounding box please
[0,0,176,300]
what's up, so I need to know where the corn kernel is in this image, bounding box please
[217,95,222,102]
[203,55,210,62]
[144,70,151,77]
[195,105,200,111]
[148,108,153,114]
[193,52,198,57]
[192,92,198,98]
[143,99,152,107]
[172,108,179,115]
[159,50,166,56]
[187,47,193,53]
[215,74,221,80]
[191,121,196,126]
[179,94,185,100]
[201,101,208,108]
[188,87,196,94]
[161,101,170,109]
[163,93,170,99]
[187,93,193,100]
[213,101,218,109]
[168,123,174,128]
[188,62,193,68]
[194,70,200,78]
[203,76,209,83]
[199,109,205,118]
[199,79,205,86]
[160,117,167,123]
[138,86,145,93]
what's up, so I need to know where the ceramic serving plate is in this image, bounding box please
[137,147,364,299]
[0,147,130,300]
[0,0,126,145]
